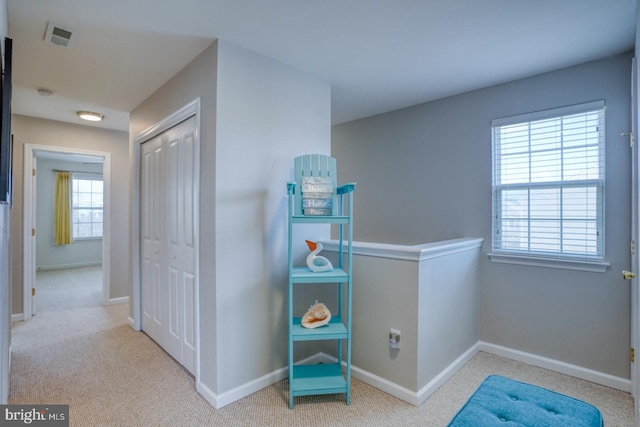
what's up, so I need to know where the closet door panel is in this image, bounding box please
[163,125,182,360]
[165,265,182,362]
[140,136,165,345]
[165,116,197,374]
[181,125,195,250]
[182,271,197,374]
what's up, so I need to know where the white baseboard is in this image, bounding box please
[127,317,136,329]
[11,313,23,323]
[352,362,421,405]
[479,341,631,393]
[105,296,129,306]
[314,352,421,405]
[342,343,480,406]
[197,365,289,409]
[310,341,630,406]
[313,346,480,406]
[414,343,481,405]
[196,381,218,409]
[195,353,338,409]
[36,262,102,271]
[193,341,632,410]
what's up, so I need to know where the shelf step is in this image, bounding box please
[291,215,350,224]
[291,317,347,341]
[290,363,347,396]
[291,267,348,283]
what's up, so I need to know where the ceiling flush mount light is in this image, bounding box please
[77,111,104,122]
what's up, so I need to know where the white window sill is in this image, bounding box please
[488,252,610,273]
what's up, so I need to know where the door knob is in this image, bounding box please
[623,270,636,280]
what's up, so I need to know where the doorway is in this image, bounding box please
[22,144,112,320]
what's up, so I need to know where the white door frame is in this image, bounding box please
[131,98,201,380]
[22,143,112,320]
[631,56,640,426]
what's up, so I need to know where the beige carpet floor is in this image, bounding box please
[8,267,636,426]
[35,266,103,312]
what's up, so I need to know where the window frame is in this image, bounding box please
[71,172,104,240]
[488,100,609,273]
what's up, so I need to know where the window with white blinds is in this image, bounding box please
[72,173,104,239]
[491,101,605,261]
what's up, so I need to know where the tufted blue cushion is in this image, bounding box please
[447,375,604,427]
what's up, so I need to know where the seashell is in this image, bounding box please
[301,301,331,329]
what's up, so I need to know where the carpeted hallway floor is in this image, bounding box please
[8,267,636,426]
[34,265,103,312]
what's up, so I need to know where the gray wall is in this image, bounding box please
[215,40,331,393]
[332,52,633,379]
[131,39,331,399]
[10,116,130,313]
[35,158,102,270]
[130,39,220,393]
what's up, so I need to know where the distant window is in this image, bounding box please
[491,101,605,261]
[72,174,103,239]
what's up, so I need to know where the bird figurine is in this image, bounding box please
[305,240,333,272]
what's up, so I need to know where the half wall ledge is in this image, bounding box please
[321,236,483,405]
[321,237,484,262]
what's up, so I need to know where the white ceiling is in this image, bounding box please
[7,0,637,132]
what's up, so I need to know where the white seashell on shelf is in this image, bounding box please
[301,301,331,329]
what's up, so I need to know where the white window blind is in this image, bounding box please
[72,174,103,239]
[491,101,605,261]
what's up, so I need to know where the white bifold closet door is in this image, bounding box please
[140,116,197,375]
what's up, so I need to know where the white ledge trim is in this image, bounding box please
[488,252,610,273]
[321,237,483,262]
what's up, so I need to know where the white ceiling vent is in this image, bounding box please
[44,22,76,49]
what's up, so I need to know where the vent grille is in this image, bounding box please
[44,22,76,49]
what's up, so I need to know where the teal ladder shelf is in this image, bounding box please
[287,154,356,409]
